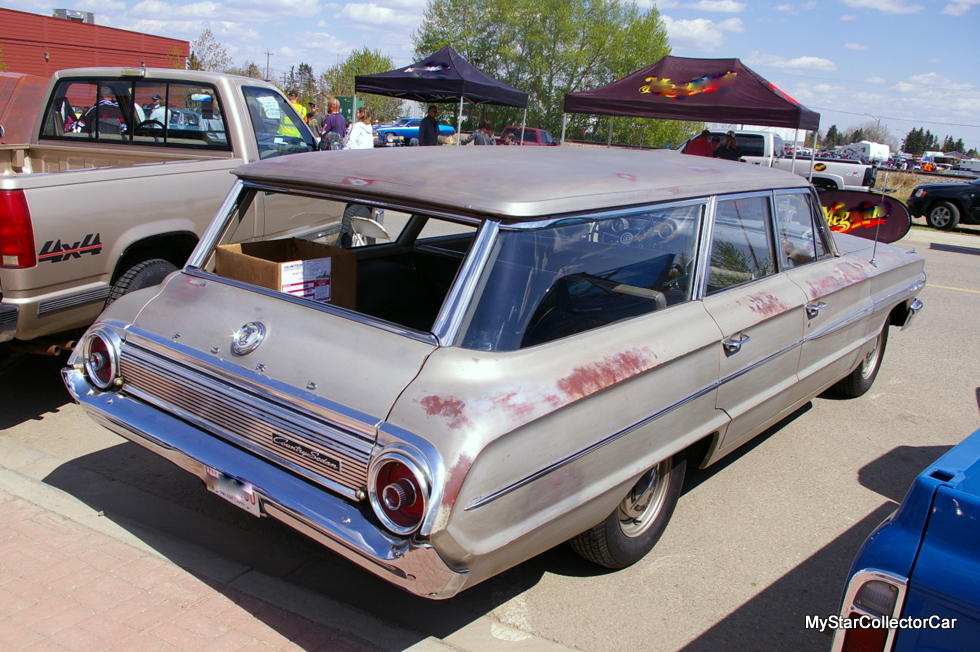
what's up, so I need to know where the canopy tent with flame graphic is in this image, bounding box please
[562,56,819,131]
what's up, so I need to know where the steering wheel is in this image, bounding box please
[137,119,166,130]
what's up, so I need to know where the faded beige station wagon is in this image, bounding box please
[64,147,925,598]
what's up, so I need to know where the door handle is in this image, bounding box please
[806,301,828,319]
[723,333,751,353]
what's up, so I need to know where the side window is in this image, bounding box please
[775,192,831,269]
[41,79,229,150]
[42,81,134,140]
[460,203,703,351]
[242,86,316,159]
[707,196,774,294]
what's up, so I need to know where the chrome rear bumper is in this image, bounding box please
[62,367,468,599]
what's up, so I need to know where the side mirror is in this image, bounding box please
[818,189,911,244]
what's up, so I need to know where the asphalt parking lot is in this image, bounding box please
[1,221,978,651]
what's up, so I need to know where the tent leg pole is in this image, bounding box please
[808,125,818,182]
[791,128,799,174]
[607,116,614,148]
[457,96,463,145]
[560,114,568,146]
[520,108,527,145]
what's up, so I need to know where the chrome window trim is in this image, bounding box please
[830,568,908,652]
[432,220,499,346]
[188,179,246,269]
[495,197,710,231]
[465,276,926,511]
[693,196,718,299]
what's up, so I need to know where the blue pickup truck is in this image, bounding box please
[832,427,980,652]
[374,117,456,144]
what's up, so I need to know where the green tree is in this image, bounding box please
[941,135,956,152]
[320,48,402,123]
[824,124,840,148]
[189,29,232,72]
[227,62,263,79]
[297,63,318,106]
[413,0,685,147]
[903,127,924,155]
[953,138,965,153]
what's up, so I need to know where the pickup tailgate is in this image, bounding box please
[892,432,980,651]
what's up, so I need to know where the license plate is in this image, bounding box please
[205,467,261,517]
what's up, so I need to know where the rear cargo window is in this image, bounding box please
[40,79,231,151]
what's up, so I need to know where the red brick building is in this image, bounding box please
[0,7,189,78]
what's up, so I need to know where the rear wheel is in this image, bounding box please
[834,325,888,398]
[106,258,177,306]
[926,201,960,230]
[569,454,686,569]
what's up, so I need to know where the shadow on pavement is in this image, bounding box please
[679,502,898,652]
[858,444,951,503]
[41,440,556,648]
[929,242,980,256]
[0,347,73,429]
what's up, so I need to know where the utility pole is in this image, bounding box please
[264,51,274,82]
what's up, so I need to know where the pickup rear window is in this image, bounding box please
[40,79,231,151]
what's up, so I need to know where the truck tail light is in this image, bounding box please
[0,190,37,269]
[839,618,888,652]
[369,450,430,536]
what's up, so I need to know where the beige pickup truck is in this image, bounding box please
[0,67,323,351]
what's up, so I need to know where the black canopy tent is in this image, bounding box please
[354,46,529,141]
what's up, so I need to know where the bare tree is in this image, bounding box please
[189,30,233,73]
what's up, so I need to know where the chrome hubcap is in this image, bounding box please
[860,330,884,380]
[619,459,672,538]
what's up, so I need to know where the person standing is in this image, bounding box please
[715,131,744,161]
[287,90,308,123]
[307,102,324,136]
[419,105,440,146]
[461,118,496,146]
[320,98,347,150]
[685,129,714,157]
[343,107,374,150]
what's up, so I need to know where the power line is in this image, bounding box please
[809,106,980,130]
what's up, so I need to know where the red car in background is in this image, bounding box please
[497,126,556,146]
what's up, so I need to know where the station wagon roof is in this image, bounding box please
[232,147,809,220]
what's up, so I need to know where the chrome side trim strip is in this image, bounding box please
[38,286,111,314]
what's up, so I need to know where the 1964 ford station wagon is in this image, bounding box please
[63,148,925,598]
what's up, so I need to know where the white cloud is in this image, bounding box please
[651,0,680,6]
[844,43,869,50]
[941,0,978,15]
[841,14,857,19]
[745,51,837,71]
[335,2,419,28]
[839,0,923,14]
[776,3,795,10]
[864,76,887,84]
[662,16,743,51]
[682,0,746,11]
[131,1,222,19]
[225,0,321,14]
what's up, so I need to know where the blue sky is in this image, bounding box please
[7,0,979,151]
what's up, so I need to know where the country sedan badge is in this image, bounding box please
[231,321,265,356]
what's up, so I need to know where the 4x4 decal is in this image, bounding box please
[38,233,102,263]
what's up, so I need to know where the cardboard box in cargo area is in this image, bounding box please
[215,239,356,309]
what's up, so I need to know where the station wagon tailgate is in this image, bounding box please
[116,273,437,490]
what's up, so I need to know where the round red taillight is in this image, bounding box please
[369,452,429,536]
[83,329,119,390]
